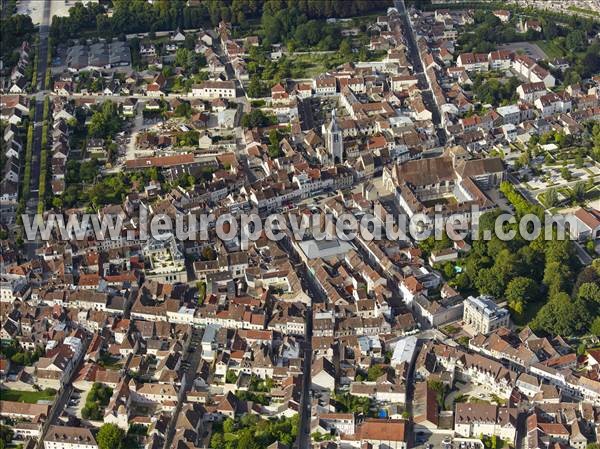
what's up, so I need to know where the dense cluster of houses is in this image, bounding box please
[4,42,32,94]
[1,4,600,449]
[0,95,30,208]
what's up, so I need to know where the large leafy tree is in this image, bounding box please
[97,424,125,449]
[543,262,572,298]
[88,102,123,139]
[0,425,14,449]
[572,267,600,298]
[506,277,539,319]
[591,317,600,337]
[475,268,504,298]
[532,292,588,336]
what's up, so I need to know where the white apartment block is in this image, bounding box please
[191,80,236,99]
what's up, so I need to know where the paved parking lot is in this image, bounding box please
[64,389,84,419]
[414,431,485,449]
[414,430,454,449]
[498,42,548,60]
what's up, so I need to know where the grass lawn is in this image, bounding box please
[1,389,56,403]
[567,5,599,17]
[98,354,123,370]
[273,50,387,80]
[422,196,458,208]
[453,394,469,403]
[532,40,565,59]
[284,54,333,79]
[442,324,461,335]
[197,281,206,305]
[469,397,492,404]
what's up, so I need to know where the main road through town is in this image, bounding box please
[23,0,51,258]
[393,0,447,146]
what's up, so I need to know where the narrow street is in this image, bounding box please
[278,236,317,449]
[23,0,50,258]
[297,303,313,449]
[393,0,447,146]
[36,337,89,449]
[162,327,204,449]
[216,34,249,112]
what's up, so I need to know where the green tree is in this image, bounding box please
[226,370,238,384]
[175,47,195,70]
[201,245,216,260]
[80,159,100,183]
[367,365,385,381]
[591,316,600,337]
[241,109,276,128]
[247,76,266,98]
[223,418,235,433]
[443,263,456,280]
[506,277,538,319]
[545,239,573,265]
[560,167,572,181]
[493,249,522,284]
[577,282,600,304]
[565,30,586,52]
[517,245,544,280]
[428,379,449,409]
[238,430,260,449]
[573,267,600,297]
[211,433,225,449]
[174,101,192,118]
[97,424,125,449]
[88,102,123,139]
[475,268,504,298]
[339,38,352,56]
[532,292,587,336]
[82,402,100,420]
[0,425,14,449]
[543,188,559,208]
[544,261,572,298]
[572,181,587,203]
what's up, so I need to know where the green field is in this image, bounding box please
[1,389,56,403]
[533,40,566,59]
[284,53,331,79]
[259,49,387,81]
[567,5,598,16]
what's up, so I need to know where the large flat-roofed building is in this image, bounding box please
[66,41,131,72]
[298,238,353,260]
[463,295,510,335]
[391,335,418,368]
